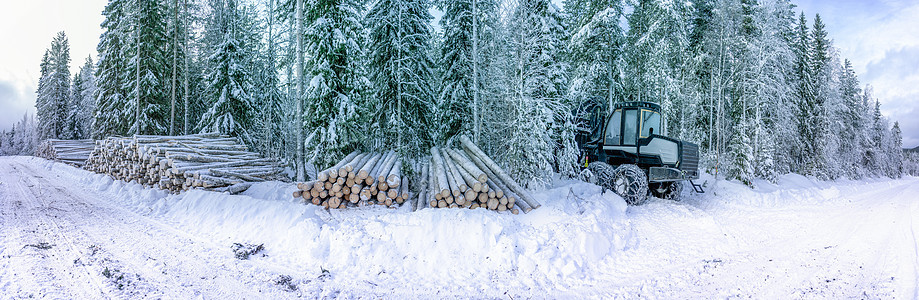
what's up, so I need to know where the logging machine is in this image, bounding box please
[576,100,703,205]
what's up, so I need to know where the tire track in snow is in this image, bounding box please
[0,162,109,299]
[2,158,302,299]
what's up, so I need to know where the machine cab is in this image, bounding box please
[599,101,683,173]
[605,102,663,147]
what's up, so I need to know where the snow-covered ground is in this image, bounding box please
[1,156,917,299]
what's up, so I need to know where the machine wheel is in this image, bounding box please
[612,164,649,205]
[587,162,616,190]
[651,181,683,201]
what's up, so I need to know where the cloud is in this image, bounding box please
[0,79,33,132]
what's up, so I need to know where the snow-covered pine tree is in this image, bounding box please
[299,0,366,171]
[125,0,170,135]
[565,0,624,121]
[726,0,758,185]
[436,0,498,144]
[728,0,796,183]
[889,121,903,178]
[838,59,865,178]
[35,50,53,140]
[365,0,436,157]
[252,0,285,159]
[3,125,16,155]
[77,56,98,139]
[791,12,813,175]
[809,14,841,179]
[181,0,195,135]
[490,0,569,187]
[867,99,886,176]
[69,69,85,139]
[68,56,98,139]
[0,130,8,155]
[51,32,73,140]
[8,113,38,155]
[792,13,835,179]
[680,0,713,147]
[750,0,795,181]
[623,0,690,133]
[36,32,72,141]
[197,0,257,145]
[693,0,744,174]
[93,0,130,138]
[762,0,798,177]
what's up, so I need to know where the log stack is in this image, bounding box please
[37,139,95,167]
[84,133,287,193]
[414,141,538,214]
[292,151,411,209]
[295,135,541,214]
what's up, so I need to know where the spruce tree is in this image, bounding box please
[365,0,436,157]
[436,0,497,144]
[198,0,257,145]
[36,32,72,141]
[889,122,903,177]
[300,0,366,169]
[69,71,85,139]
[125,0,170,135]
[565,0,624,110]
[77,56,98,139]
[94,0,130,138]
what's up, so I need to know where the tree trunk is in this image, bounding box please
[294,0,305,181]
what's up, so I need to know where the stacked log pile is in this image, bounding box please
[295,135,541,214]
[84,133,287,193]
[37,139,95,166]
[293,151,410,209]
[414,135,541,214]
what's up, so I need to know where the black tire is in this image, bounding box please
[612,164,649,205]
[587,162,616,190]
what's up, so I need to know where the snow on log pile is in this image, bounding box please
[415,135,541,214]
[37,139,95,167]
[84,133,287,193]
[294,151,410,209]
[294,135,542,214]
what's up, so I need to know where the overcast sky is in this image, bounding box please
[794,0,919,148]
[0,0,916,147]
[0,0,106,132]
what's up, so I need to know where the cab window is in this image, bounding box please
[623,109,638,145]
[640,110,661,138]
[605,109,621,145]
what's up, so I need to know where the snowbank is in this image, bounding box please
[40,157,635,297]
[30,156,917,298]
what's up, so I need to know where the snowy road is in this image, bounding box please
[0,158,301,299]
[604,175,919,298]
[1,156,918,299]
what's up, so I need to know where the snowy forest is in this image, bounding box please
[2,0,916,185]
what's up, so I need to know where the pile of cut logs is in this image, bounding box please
[414,135,541,214]
[84,133,287,193]
[37,139,95,166]
[294,151,409,209]
[294,135,541,214]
